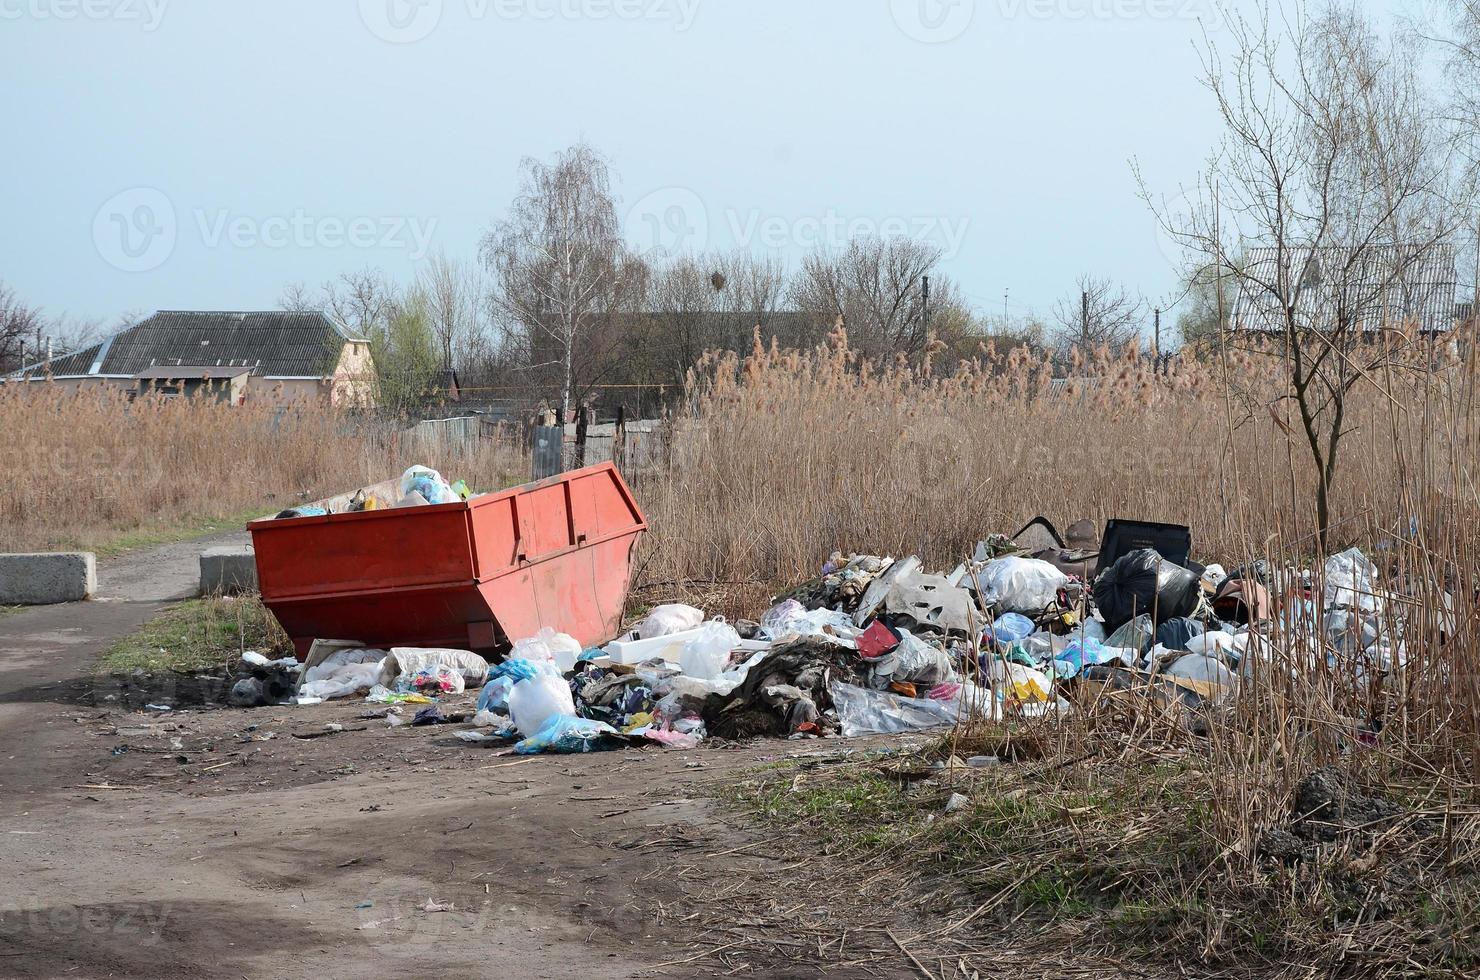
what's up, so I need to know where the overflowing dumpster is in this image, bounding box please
[250,463,647,659]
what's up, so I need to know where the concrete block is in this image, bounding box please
[199,546,258,596]
[0,553,96,605]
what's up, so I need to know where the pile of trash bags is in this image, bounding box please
[234,514,1422,754]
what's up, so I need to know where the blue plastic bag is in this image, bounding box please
[991,613,1035,645]
[1054,638,1125,678]
[477,676,515,713]
[513,715,623,755]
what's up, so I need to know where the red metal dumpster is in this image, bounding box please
[249,463,647,659]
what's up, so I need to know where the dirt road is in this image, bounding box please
[0,537,920,979]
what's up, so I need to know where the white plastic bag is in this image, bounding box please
[399,465,458,505]
[378,648,490,690]
[508,671,577,737]
[637,604,705,640]
[509,628,584,673]
[678,620,741,681]
[976,557,1068,614]
[1184,630,1237,660]
[1162,654,1238,691]
[299,661,383,700]
[1324,548,1382,613]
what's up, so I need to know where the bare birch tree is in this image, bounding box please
[480,143,640,420]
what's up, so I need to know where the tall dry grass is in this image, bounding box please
[633,327,1480,968]
[637,328,1474,588]
[0,384,526,553]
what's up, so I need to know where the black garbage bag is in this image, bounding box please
[1093,548,1202,629]
[1156,616,1205,652]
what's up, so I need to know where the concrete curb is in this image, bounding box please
[199,546,258,596]
[0,553,97,605]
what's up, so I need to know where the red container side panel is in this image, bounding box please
[250,463,646,659]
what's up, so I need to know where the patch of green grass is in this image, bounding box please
[89,506,279,558]
[729,747,1480,973]
[96,594,292,674]
[47,506,279,559]
[0,605,23,621]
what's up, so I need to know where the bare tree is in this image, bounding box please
[1147,1,1457,551]
[710,250,788,350]
[1050,275,1145,354]
[789,237,943,359]
[417,251,484,374]
[0,282,44,373]
[480,143,642,421]
[321,267,396,338]
[278,281,321,313]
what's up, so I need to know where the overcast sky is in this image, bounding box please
[0,0,1430,333]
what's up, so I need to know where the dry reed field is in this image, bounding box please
[630,329,1480,976]
[0,384,526,553]
[7,331,1480,973]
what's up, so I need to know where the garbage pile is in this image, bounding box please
[272,465,474,518]
[234,512,1421,755]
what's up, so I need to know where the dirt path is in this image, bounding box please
[0,535,918,979]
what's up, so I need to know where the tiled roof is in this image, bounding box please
[24,311,364,379]
[1232,244,1458,333]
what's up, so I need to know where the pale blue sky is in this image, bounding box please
[0,0,1423,332]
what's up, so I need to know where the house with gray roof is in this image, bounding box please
[1231,243,1459,335]
[4,310,375,406]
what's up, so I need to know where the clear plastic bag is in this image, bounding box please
[510,628,584,674]
[678,620,741,681]
[637,604,706,640]
[508,672,577,737]
[1324,547,1382,613]
[831,682,960,736]
[976,557,1068,614]
[399,664,465,696]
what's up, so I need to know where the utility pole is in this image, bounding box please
[1154,307,1162,375]
[1081,290,1089,346]
[1003,288,1009,329]
[921,275,931,336]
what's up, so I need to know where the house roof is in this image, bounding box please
[16,311,366,380]
[1231,243,1458,333]
[134,365,255,381]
